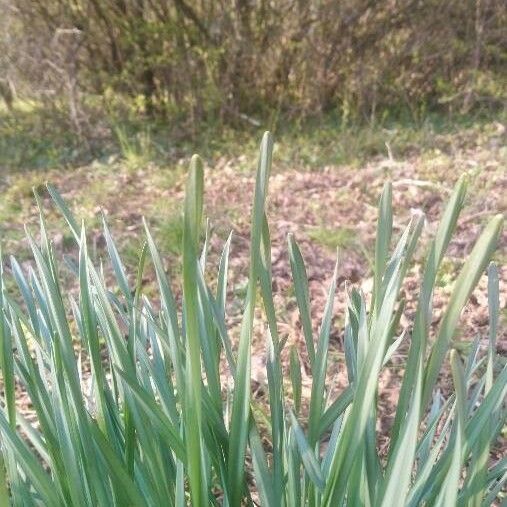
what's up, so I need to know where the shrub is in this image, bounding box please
[0,133,505,506]
[5,1,507,125]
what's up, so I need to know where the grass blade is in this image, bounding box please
[228,132,273,505]
[423,214,503,407]
[182,154,207,505]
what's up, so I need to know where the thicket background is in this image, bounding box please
[1,0,506,166]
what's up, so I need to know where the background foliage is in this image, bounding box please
[1,0,506,144]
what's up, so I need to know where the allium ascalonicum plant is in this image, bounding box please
[0,132,505,506]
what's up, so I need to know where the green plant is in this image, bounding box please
[0,133,505,506]
[112,123,155,170]
[308,226,356,251]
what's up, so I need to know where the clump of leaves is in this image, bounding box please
[0,133,505,506]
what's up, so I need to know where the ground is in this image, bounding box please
[0,118,506,476]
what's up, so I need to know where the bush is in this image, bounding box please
[4,0,507,128]
[0,133,505,506]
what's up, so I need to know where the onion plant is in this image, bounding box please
[0,132,505,506]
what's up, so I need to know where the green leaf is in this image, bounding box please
[423,214,503,407]
[390,175,467,454]
[0,252,15,427]
[289,346,302,414]
[116,368,186,461]
[290,411,325,492]
[288,233,315,369]
[308,254,339,445]
[372,181,392,316]
[323,221,412,506]
[182,154,207,505]
[228,131,273,506]
[379,356,422,507]
[434,350,466,507]
[0,410,61,505]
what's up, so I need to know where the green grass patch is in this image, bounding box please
[1,98,505,172]
[308,226,357,251]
